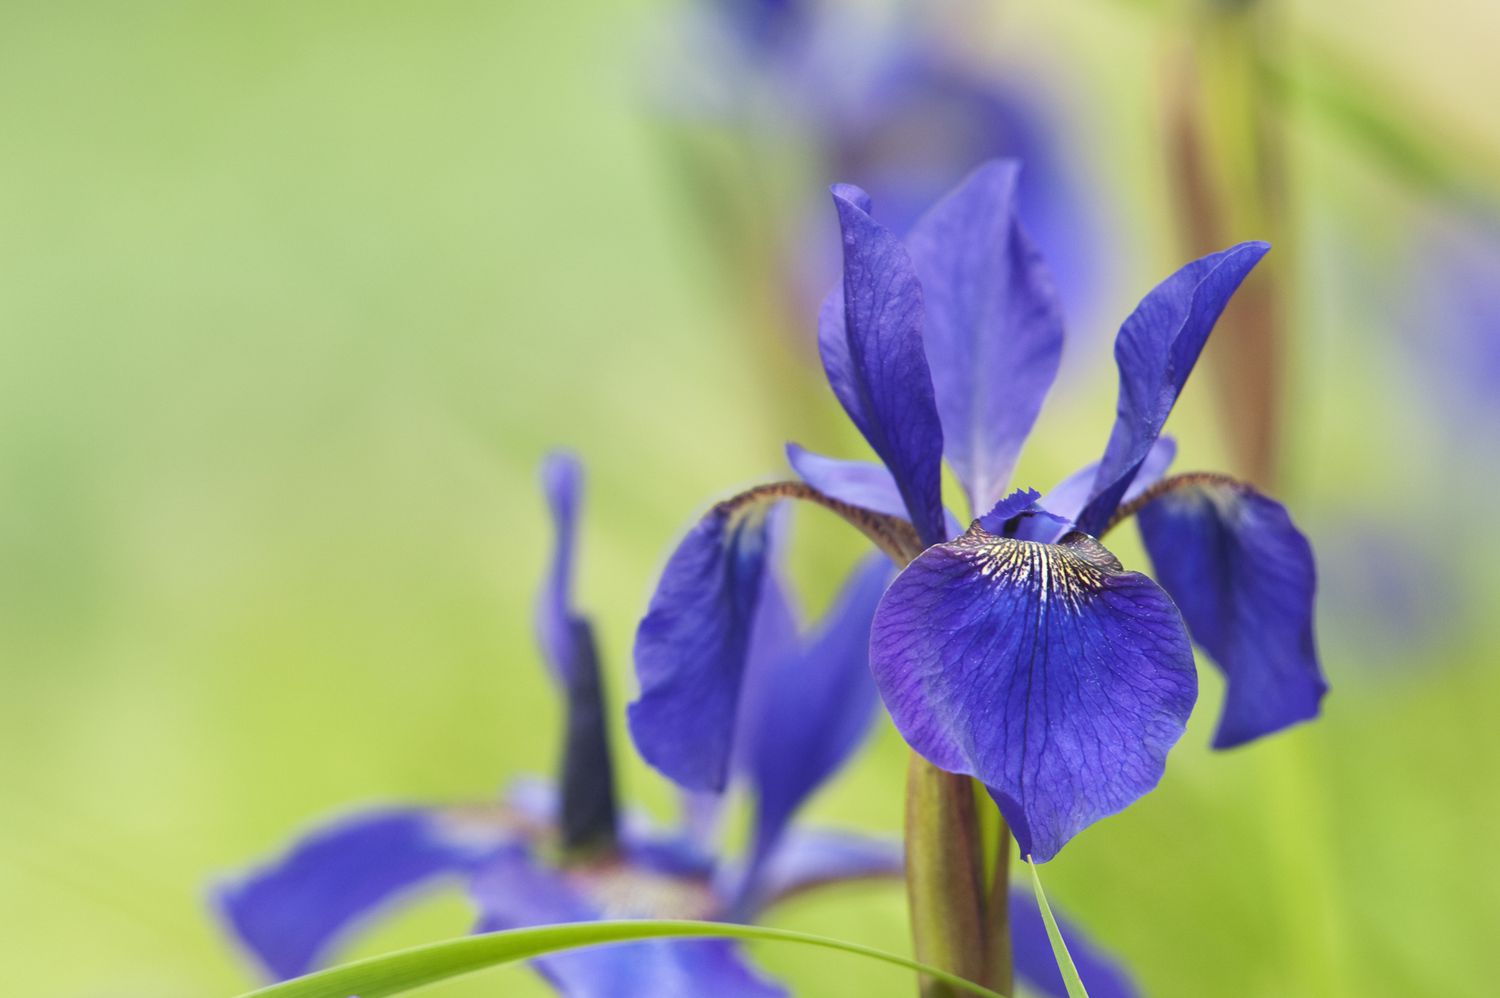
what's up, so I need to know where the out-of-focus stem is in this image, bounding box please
[905,756,995,998]
[1164,0,1290,488]
[984,812,1013,995]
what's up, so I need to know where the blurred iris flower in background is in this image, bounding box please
[212,453,894,991]
[630,161,1326,864]
[656,0,1101,323]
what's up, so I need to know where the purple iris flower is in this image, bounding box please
[629,159,1327,865]
[212,454,908,994]
[672,0,1100,315]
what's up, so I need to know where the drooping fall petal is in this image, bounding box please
[1136,477,1326,748]
[870,528,1197,861]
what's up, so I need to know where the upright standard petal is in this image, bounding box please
[905,160,1065,518]
[1009,888,1139,998]
[736,555,892,902]
[538,451,586,686]
[534,452,618,852]
[213,808,515,980]
[870,529,1197,861]
[818,185,947,545]
[630,497,778,791]
[555,619,621,854]
[471,850,785,998]
[1075,242,1269,537]
[1135,477,1326,749]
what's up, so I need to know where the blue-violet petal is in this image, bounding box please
[630,498,778,791]
[1136,477,1326,748]
[1075,242,1268,536]
[906,159,1065,518]
[869,529,1197,861]
[214,808,515,980]
[819,184,947,545]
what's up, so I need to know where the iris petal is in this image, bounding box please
[538,451,586,686]
[213,807,514,980]
[906,160,1066,518]
[974,487,1044,534]
[736,555,891,904]
[535,452,618,852]
[630,498,778,791]
[1009,888,1139,998]
[1075,242,1269,537]
[819,184,947,545]
[1035,437,1179,534]
[785,442,909,520]
[753,828,905,911]
[1136,478,1326,748]
[471,850,786,998]
[870,529,1197,861]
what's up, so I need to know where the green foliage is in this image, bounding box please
[236,920,1007,998]
[1027,862,1090,998]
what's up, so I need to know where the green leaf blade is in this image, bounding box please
[235,919,1008,998]
[1026,860,1091,998]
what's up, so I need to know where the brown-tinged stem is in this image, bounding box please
[1100,471,1243,537]
[1164,0,1290,489]
[713,480,926,564]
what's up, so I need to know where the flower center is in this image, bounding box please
[566,858,719,921]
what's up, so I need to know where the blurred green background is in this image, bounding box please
[2,1,1496,995]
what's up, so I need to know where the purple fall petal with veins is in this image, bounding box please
[870,527,1197,861]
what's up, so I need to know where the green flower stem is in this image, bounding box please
[985,809,1014,995]
[905,755,1001,998]
[235,919,1008,998]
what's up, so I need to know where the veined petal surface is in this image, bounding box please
[1076,242,1269,536]
[819,184,947,545]
[870,529,1197,861]
[630,498,778,791]
[1136,477,1326,748]
[906,159,1065,518]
